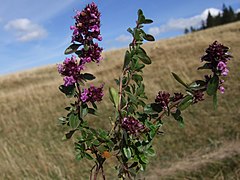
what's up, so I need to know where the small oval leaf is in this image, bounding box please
[64,44,80,55]
[109,87,119,109]
[207,75,219,96]
[123,147,132,159]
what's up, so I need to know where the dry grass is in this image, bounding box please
[0,22,240,179]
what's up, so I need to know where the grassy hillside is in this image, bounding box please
[0,22,240,179]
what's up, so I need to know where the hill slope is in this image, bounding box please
[0,22,240,179]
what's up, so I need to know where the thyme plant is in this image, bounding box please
[57,2,232,179]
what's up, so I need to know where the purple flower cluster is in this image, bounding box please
[58,2,104,91]
[80,43,103,64]
[201,41,232,76]
[193,90,204,103]
[71,2,102,43]
[81,84,104,103]
[155,91,170,109]
[122,117,145,135]
[172,92,184,102]
[201,41,232,94]
[58,56,85,86]
[70,2,103,64]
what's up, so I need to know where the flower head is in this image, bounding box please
[122,117,145,135]
[155,91,170,109]
[172,92,184,102]
[201,41,232,76]
[71,2,101,43]
[193,90,204,103]
[57,55,84,86]
[63,76,76,86]
[81,84,104,103]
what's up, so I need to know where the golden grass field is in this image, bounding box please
[0,21,240,179]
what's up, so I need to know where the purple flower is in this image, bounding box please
[173,92,184,102]
[81,89,89,102]
[80,84,104,103]
[155,91,170,109]
[63,76,76,86]
[217,61,229,76]
[79,43,103,64]
[97,35,102,41]
[57,64,64,74]
[201,41,232,76]
[219,86,225,94]
[71,2,102,44]
[193,90,204,103]
[221,68,229,76]
[217,61,226,71]
[57,55,85,85]
[69,3,103,65]
[122,117,145,135]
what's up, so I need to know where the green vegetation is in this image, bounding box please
[0,22,239,179]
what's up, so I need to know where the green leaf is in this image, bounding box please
[139,154,148,164]
[149,129,156,139]
[207,75,219,96]
[84,153,94,160]
[129,162,138,169]
[143,34,155,41]
[213,93,218,110]
[88,108,97,116]
[138,9,143,17]
[59,117,67,125]
[76,154,83,161]
[123,147,132,159]
[59,85,75,97]
[144,103,162,114]
[178,95,193,111]
[123,50,131,69]
[172,72,188,88]
[146,148,155,157]
[79,103,88,117]
[62,130,76,140]
[132,74,143,82]
[189,80,206,91]
[137,48,151,64]
[64,44,80,55]
[82,73,95,81]
[127,28,134,36]
[109,87,119,109]
[126,91,138,105]
[91,102,98,109]
[69,114,80,129]
[136,83,145,96]
[143,19,153,24]
[98,129,108,140]
[84,44,89,51]
[197,63,212,70]
[92,139,100,146]
[171,109,181,120]
[177,116,184,127]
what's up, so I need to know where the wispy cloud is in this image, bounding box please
[148,8,222,36]
[115,34,132,42]
[4,18,47,42]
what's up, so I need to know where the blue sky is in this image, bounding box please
[0,0,239,75]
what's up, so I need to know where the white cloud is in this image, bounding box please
[236,8,240,13]
[115,34,132,42]
[4,18,47,42]
[148,8,222,36]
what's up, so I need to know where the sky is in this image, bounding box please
[0,0,239,75]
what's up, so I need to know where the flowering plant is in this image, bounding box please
[57,2,232,179]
